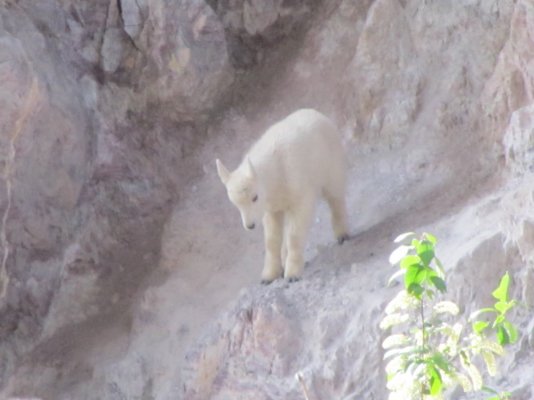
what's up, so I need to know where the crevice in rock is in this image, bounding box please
[1,78,40,299]
[96,0,112,82]
[116,0,123,18]
[116,0,142,53]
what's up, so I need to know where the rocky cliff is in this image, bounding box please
[0,0,533,399]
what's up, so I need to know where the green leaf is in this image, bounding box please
[429,275,446,292]
[400,255,422,270]
[407,283,424,298]
[423,232,437,245]
[503,321,518,344]
[497,325,510,345]
[494,314,505,326]
[494,301,511,314]
[473,320,490,334]
[429,365,443,395]
[430,353,451,373]
[416,240,435,266]
[492,272,510,302]
[405,264,424,287]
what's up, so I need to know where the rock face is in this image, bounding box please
[0,0,233,396]
[207,0,321,68]
[183,260,390,400]
[0,0,533,399]
[182,0,534,398]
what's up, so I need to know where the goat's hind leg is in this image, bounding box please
[284,200,314,281]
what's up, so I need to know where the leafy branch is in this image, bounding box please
[380,232,518,400]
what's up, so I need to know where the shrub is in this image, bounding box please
[381,232,518,400]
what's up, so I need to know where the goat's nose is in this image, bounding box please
[247,223,255,230]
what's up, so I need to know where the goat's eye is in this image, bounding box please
[252,194,258,203]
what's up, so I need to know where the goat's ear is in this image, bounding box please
[245,157,256,179]
[216,159,230,184]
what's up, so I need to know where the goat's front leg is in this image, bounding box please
[261,211,284,284]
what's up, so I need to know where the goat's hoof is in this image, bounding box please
[337,234,350,245]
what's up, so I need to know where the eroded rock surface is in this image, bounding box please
[1,0,534,399]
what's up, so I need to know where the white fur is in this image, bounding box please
[216,109,349,282]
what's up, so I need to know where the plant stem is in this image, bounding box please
[420,297,426,400]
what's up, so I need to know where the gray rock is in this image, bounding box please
[1,0,534,399]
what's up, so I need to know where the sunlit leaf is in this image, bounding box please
[389,245,412,265]
[429,365,443,395]
[464,361,483,391]
[469,308,496,321]
[387,268,406,286]
[400,255,422,270]
[455,372,473,392]
[434,301,459,315]
[481,349,497,376]
[416,240,435,266]
[423,232,437,245]
[384,345,419,360]
[405,264,424,287]
[385,290,419,314]
[492,272,510,302]
[442,322,463,353]
[385,356,405,375]
[380,313,410,330]
[383,334,409,349]
[494,301,511,314]
[480,339,504,356]
[394,232,416,243]
[472,321,490,334]
[494,314,505,326]
[406,362,428,386]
